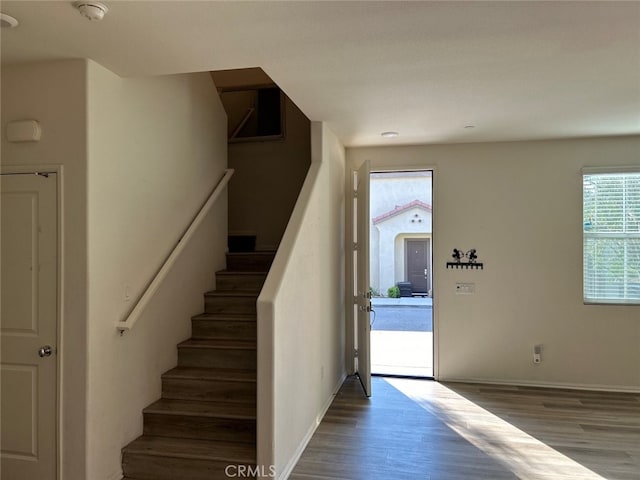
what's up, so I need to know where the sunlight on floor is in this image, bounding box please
[386,378,605,480]
[371,331,433,377]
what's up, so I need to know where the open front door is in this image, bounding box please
[355,160,371,396]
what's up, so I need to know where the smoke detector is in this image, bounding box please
[73,1,108,21]
[0,13,19,28]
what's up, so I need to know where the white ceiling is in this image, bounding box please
[1,1,639,147]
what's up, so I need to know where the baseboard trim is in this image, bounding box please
[439,376,640,393]
[277,371,347,480]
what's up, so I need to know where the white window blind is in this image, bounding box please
[583,171,640,304]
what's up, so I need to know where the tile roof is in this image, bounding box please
[372,200,432,225]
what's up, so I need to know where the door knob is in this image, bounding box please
[38,345,53,358]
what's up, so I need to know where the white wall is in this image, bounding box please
[1,59,89,480]
[257,122,346,479]
[348,136,640,391]
[86,61,228,479]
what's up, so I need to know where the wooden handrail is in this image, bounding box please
[116,168,234,334]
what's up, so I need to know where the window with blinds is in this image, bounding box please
[583,171,640,304]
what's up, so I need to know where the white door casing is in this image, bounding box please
[355,161,371,396]
[1,173,58,479]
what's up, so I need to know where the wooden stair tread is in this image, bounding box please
[178,338,256,349]
[205,290,259,298]
[122,241,269,478]
[226,250,276,256]
[216,270,267,276]
[123,435,255,463]
[144,398,256,419]
[225,251,276,273]
[163,366,256,382]
[192,313,256,322]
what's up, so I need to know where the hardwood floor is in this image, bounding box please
[289,376,640,480]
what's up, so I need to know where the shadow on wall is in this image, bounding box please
[211,67,311,251]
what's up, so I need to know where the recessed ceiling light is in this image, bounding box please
[0,13,19,28]
[73,1,109,22]
[381,131,399,138]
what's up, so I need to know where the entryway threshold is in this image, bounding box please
[372,373,435,381]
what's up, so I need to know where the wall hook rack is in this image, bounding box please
[446,262,484,270]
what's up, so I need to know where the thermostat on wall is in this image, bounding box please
[6,120,41,142]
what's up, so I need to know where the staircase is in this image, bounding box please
[122,250,275,480]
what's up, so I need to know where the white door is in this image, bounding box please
[1,173,58,480]
[355,161,371,396]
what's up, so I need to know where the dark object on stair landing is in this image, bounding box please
[228,234,256,253]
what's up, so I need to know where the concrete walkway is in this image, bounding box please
[369,297,433,377]
[371,331,433,377]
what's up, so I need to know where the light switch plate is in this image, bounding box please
[455,282,475,294]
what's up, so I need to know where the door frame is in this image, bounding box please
[346,164,438,381]
[1,164,63,480]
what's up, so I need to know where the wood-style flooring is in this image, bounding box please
[289,376,640,480]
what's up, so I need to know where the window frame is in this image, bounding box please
[582,166,640,305]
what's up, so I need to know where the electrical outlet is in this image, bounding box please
[533,344,542,364]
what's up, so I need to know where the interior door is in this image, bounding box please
[407,239,429,293]
[1,173,58,480]
[355,161,371,396]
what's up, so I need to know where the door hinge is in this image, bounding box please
[353,242,358,251]
[354,348,359,358]
[353,189,358,198]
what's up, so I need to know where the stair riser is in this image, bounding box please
[178,347,256,370]
[192,319,256,340]
[205,296,257,315]
[123,453,256,480]
[216,274,266,292]
[162,378,256,404]
[143,413,255,444]
[226,254,274,272]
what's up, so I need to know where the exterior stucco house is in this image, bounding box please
[370,172,433,296]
